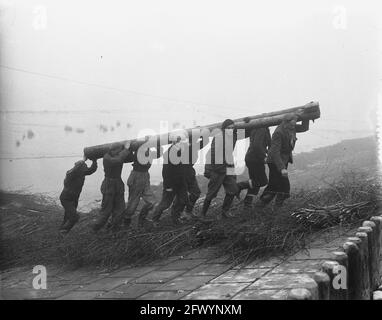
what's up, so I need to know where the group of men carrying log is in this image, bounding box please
[59,109,311,234]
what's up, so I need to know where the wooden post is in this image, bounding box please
[343,240,362,300]
[313,271,330,300]
[358,225,379,291]
[370,216,382,278]
[287,288,313,300]
[329,251,349,300]
[321,261,346,300]
[355,232,371,299]
[83,101,320,160]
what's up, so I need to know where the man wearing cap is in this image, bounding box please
[200,119,239,219]
[237,126,271,211]
[59,157,97,234]
[92,141,131,232]
[123,139,163,229]
[259,112,309,207]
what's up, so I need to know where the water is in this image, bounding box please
[0,109,374,211]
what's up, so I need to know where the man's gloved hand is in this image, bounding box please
[281,169,288,178]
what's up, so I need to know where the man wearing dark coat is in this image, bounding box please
[92,141,131,232]
[259,112,309,207]
[59,157,97,234]
[237,126,271,209]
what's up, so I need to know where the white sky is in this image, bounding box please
[0,0,381,134]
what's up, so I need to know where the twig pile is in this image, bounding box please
[291,201,376,228]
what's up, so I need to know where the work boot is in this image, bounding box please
[200,198,212,218]
[243,195,253,207]
[60,216,68,230]
[236,181,250,200]
[222,194,235,212]
[60,214,79,234]
[149,216,160,227]
[274,198,285,208]
[138,216,151,229]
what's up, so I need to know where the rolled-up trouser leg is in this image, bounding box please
[93,193,114,231]
[151,188,175,221]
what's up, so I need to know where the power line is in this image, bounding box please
[0,64,253,114]
[0,154,82,160]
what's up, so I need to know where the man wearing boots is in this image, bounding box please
[92,141,131,232]
[123,140,163,229]
[178,134,208,220]
[59,157,97,234]
[259,112,310,207]
[200,119,239,220]
[151,134,189,226]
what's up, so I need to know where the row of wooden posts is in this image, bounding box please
[287,214,382,300]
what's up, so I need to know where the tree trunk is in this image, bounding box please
[84,101,320,160]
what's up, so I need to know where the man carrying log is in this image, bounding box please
[200,119,240,219]
[59,157,97,234]
[237,126,271,211]
[123,139,163,229]
[167,133,209,222]
[151,133,189,226]
[259,112,310,207]
[92,141,131,232]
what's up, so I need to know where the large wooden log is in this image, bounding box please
[84,101,320,160]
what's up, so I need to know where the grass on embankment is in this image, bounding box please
[0,170,379,271]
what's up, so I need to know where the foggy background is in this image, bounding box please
[0,0,381,210]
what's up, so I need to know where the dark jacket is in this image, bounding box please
[245,127,271,163]
[101,148,130,194]
[204,130,238,174]
[205,128,251,175]
[162,144,189,189]
[128,147,162,172]
[61,160,97,199]
[267,120,309,171]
